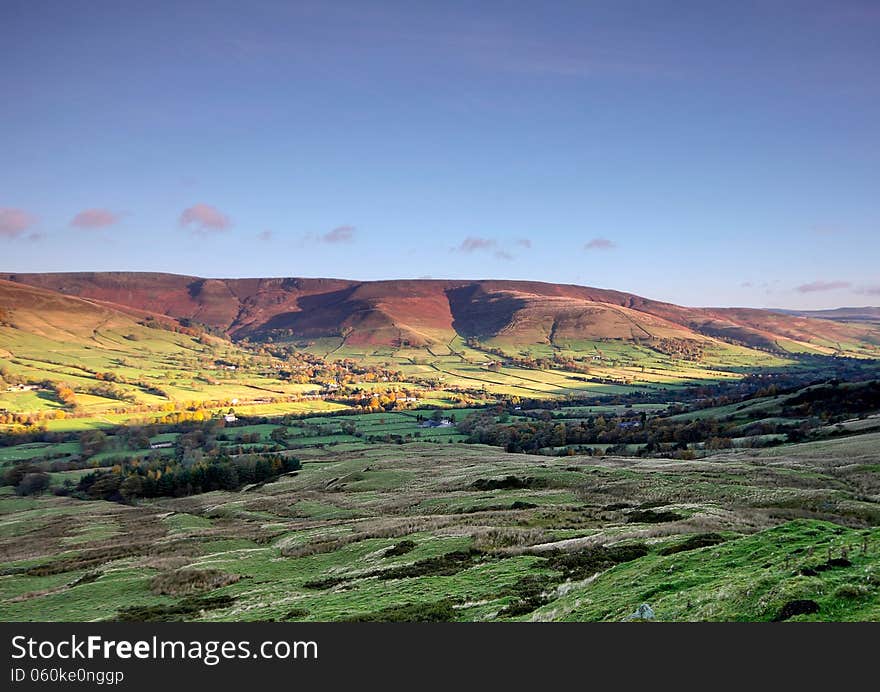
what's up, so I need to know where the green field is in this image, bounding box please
[2,433,879,622]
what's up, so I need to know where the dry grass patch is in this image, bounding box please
[149,569,241,596]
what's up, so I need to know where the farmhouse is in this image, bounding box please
[224,414,237,423]
[6,384,39,392]
[420,419,452,428]
[149,442,173,449]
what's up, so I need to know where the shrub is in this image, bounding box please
[344,599,456,622]
[498,575,553,617]
[772,599,819,622]
[471,476,547,491]
[283,607,310,620]
[114,595,235,622]
[383,540,417,558]
[15,471,51,496]
[379,550,483,580]
[546,543,649,580]
[834,584,871,599]
[659,533,726,556]
[626,509,683,524]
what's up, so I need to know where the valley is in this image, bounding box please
[1,273,879,622]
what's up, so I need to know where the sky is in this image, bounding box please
[1,0,878,310]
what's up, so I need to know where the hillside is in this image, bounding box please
[775,307,880,325]
[2,438,879,622]
[0,280,309,421]
[3,272,879,357]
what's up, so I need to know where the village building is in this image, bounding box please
[420,419,452,428]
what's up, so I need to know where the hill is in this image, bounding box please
[3,272,879,357]
[0,279,307,423]
[775,307,880,325]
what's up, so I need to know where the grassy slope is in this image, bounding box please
[0,281,339,424]
[1,435,879,622]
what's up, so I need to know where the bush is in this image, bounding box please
[659,533,726,556]
[2,463,42,487]
[380,550,483,580]
[283,607,309,620]
[499,575,552,617]
[834,584,871,599]
[772,599,819,622]
[546,543,649,580]
[15,471,51,496]
[472,476,547,491]
[344,599,456,622]
[626,509,683,524]
[383,540,417,558]
[114,595,236,622]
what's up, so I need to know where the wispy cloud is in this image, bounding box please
[584,237,615,250]
[0,208,36,239]
[301,225,357,245]
[796,280,851,293]
[856,285,880,296]
[455,236,497,253]
[322,225,355,243]
[452,235,523,260]
[71,208,120,229]
[257,230,273,242]
[740,281,754,288]
[179,203,231,233]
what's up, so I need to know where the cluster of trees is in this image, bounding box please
[138,316,219,339]
[456,410,791,455]
[784,380,880,418]
[650,338,705,362]
[349,390,422,411]
[51,382,78,409]
[86,382,137,403]
[1,463,51,496]
[72,453,301,502]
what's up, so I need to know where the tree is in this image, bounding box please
[119,475,145,502]
[270,426,289,443]
[3,463,42,487]
[16,472,50,496]
[80,430,107,458]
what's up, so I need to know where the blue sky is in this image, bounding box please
[1,0,878,309]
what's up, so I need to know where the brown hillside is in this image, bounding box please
[2,272,879,354]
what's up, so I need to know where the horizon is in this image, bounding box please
[1,268,877,313]
[2,1,878,310]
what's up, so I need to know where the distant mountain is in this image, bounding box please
[773,307,880,324]
[2,272,879,356]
